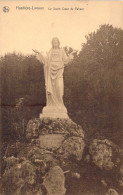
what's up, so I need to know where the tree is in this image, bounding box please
[74,24,123,144]
[79,24,123,67]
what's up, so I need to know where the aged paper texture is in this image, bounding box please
[0,1,123,195]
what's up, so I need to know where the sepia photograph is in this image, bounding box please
[0,1,123,195]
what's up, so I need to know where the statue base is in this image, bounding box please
[39,112,69,119]
[39,105,69,119]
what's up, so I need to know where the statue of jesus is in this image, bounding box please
[33,37,74,118]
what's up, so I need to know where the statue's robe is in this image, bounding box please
[36,48,70,118]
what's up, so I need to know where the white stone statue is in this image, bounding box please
[33,37,74,118]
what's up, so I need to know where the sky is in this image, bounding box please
[0,1,122,55]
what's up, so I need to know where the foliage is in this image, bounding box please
[64,24,123,145]
[0,53,45,142]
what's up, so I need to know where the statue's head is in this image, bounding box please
[52,37,60,49]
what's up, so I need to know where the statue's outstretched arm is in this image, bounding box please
[32,49,46,64]
[36,53,46,64]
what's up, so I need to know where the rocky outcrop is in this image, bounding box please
[2,117,85,195]
[2,118,122,195]
[26,118,85,164]
[3,157,39,195]
[26,118,84,140]
[89,139,120,170]
[43,166,66,195]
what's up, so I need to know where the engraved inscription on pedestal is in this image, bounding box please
[38,134,65,150]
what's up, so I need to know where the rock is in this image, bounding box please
[27,146,46,162]
[57,136,85,161]
[89,139,118,170]
[26,118,40,139]
[26,118,84,140]
[105,188,119,195]
[2,158,36,194]
[43,166,66,195]
[27,146,58,173]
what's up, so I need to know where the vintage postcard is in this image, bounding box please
[0,1,123,195]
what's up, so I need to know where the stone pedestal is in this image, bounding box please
[40,105,69,119]
[26,118,85,161]
[40,112,69,119]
